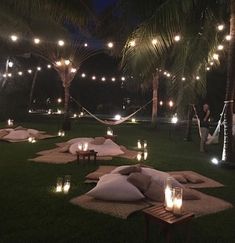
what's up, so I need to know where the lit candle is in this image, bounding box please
[83,142,88,151]
[78,143,82,151]
[107,127,113,136]
[137,140,142,149]
[137,152,142,162]
[131,118,136,123]
[56,177,63,192]
[143,150,148,160]
[143,140,147,148]
[165,177,174,211]
[28,137,33,143]
[7,119,13,127]
[173,187,183,215]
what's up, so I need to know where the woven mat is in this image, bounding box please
[0,134,57,143]
[168,171,224,188]
[70,190,233,219]
[70,195,151,219]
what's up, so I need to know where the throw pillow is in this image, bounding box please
[127,172,151,192]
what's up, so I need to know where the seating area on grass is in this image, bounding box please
[0,120,235,243]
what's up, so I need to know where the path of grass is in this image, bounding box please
[0,120,235,243]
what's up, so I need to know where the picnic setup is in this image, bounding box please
[1,1,235,243]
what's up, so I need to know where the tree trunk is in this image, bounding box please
[152,72,159,126]
[185,104,194,141]
[222,0,235,163]
[62,83,71,131]
[28,70,38,109]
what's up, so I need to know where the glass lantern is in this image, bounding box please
[173,187,183,215]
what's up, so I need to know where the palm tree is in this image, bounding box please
[120,0,234,164]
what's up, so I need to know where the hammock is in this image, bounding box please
[71,96,155,126]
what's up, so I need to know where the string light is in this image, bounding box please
[58,40,65,46]
[70,68,76,73]
[101,77,106,81]
[37,67,41,71]
[206,67,210,71]
[47,64,51,69]
[174,35,181,42]
[34,38,40,44]
[213,53,219,60]
[8,61,14,67]
[107,42,114,48]
[210,62,214,66]
[121,77,125,81]
[8,73,12,77]
[81,73,86,78]
[56,61,62,66]
[217,45,224,50]
[84,43,88,47]
[217,24,224,31]
[152,39,158,45]
[169,100,174,107]
[225,35,231,41]
[10,35,18,42]
[64,60,70,65]
[196,76,200,80]
[129,40,136,47]
[18,71,23,76]
[181,77,186,81]
[92,76,96,80]
[28,69,32,74]
[159,101,163,106]
[111,77,116,82]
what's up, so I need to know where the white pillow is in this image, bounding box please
[27,129,40,135]
[141,168,184,188]
[86,174,145,202]
[111,165,134,174]
[67,137,94,145]
[4,130,30,140]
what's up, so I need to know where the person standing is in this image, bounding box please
[199,103,211,152]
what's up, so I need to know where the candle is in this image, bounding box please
[78,143,83,151]
[143,140,147,148]
[83,142,88,151]
[131,118,136,123]
[164,177,174,211]
[173,187,183,215]
[7,119,13,127]
[137,152,142,162]
[56,177,63,192]
[137,140,142,149]
[107,127,113,136]
[143,150,148,160]
[63,182,70,193]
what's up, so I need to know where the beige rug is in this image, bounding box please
[168,171,224,188]
[0,134,57,143]
[70,190,233,219]
[70,195,151,219]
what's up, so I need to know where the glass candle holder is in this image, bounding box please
[77,143,83,151]
[137,152,142,162]
[143,140,147,148]
[137,139,142,149]
[143,149,148,160]
[107,127,113,136]
[63,175,71,193]
[83,142,88,151]
[164,177,174,211]
[56,177,63,192]
[173,187,183,215]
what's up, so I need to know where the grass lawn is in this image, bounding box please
[0,119,235,243]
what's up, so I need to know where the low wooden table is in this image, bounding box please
[104,134,117,142]
[76,150,98,164]
[143,205,194,243]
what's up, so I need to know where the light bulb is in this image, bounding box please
[217,25,224,31]
[10,35,18,42]
[64,60,70,65]
[34,38,40,44]
[174,35,181,42]
[58,40,65,46]
[107,42,114,48]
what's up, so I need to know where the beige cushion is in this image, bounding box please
[86,174,145,202]
[171,174,187,184]
[127,172,151,192]
[144,180,164,202]
[59,144,70,153]
[183,174,204,184]
[15,126,27,130]
[183,189,201,200]
[0,130,9,138]
[91,137,106,145]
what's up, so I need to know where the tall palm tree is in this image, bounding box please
[121,0,234,164]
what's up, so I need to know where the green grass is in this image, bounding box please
[0,120,235,243]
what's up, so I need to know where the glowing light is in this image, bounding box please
[159,101,163,106]
[167,73,171,77]
[3,74,6,78]
[169,100,174,108]
[174,35,181,42]
[81,73,86,78]
[18,71,23,76]
[73,113,77,118]
[213,53,219,60]
[152,39,157,45]
[217,24,224,31]
[217,45,224,50]
[7,73,12,77]
[84,43,88,47]
[8,61,14,67]
[171,114,178,124]
[206,67,210,71]
[58,40,65,46]
[107,42,114,48]
[47,64,51,69]
[210,62,214,66]
[37,66,41,71]
[10,35,18,42]
[34,38,40,44]
[63,178,71,193]
[56,61,62,66]
[111,77,116,82]
[80,112,84,117]
[56,178,63,192]
[225,35,231,41]
[57,98,62,103]
[114,114,121,120]
[129,40,136,47]
[211,157,219,165]
[121,77,125,81]
[101,77,106,81]
[196,76,200,80]
[137,152,142,162]
[64,60,70,65]
[57,109,62,114]
[137,140,142,149]
[143,150,148,160]
[92,76,96,80]
[7,119,13,127]
[71,68,76,73]
[58,130,65,137]
[107,127,113,136]
[28,109,32,113]
[131,118,136,123]
[181,77,186,81]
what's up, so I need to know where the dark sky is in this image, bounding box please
[92,0,117,13]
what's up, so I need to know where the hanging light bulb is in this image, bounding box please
[37,66,41,71]
[225,35,231,41]
[169,100,174,108]
[174,35,181,42]
[81,73,86,78]
[7,73,12,77]
[10,35,18,42]
[152,39,157,45]
[101,77,106,81]
[28,69,32,74]
[196,76,200,80]
[121,77,125,81]
[129,40,136,47]
[34,38,40,44]
[159,101,163,106]
[84,43,88,47]
[217,45,224,50]
[213,53,219,60]
[8,61,14,67]
[111,77,116,82]
[70,68,76,73]
[210,62,214,66]
[181,77,186,81]
[56,61,62,66]
[47,64,51,69]
[92,76,96,80]
[107,42,114,48]
[206,67,210,71]
[18,71,23,76]
[64,60,70,65]
[58,40,65,46]
[217,24,224,31]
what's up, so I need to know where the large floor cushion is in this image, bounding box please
[3,130,30,140]
[86,174,145,202]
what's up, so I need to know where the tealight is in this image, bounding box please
[143,140,147,148]
[143,150,148,160]
[63,175,71,193]
[107,127,113,136]
[7,119,13,127]
[165,177,174,211]
[173,187,183,215]
[56,177,63,192]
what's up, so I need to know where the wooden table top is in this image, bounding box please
[143,205,194,225]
